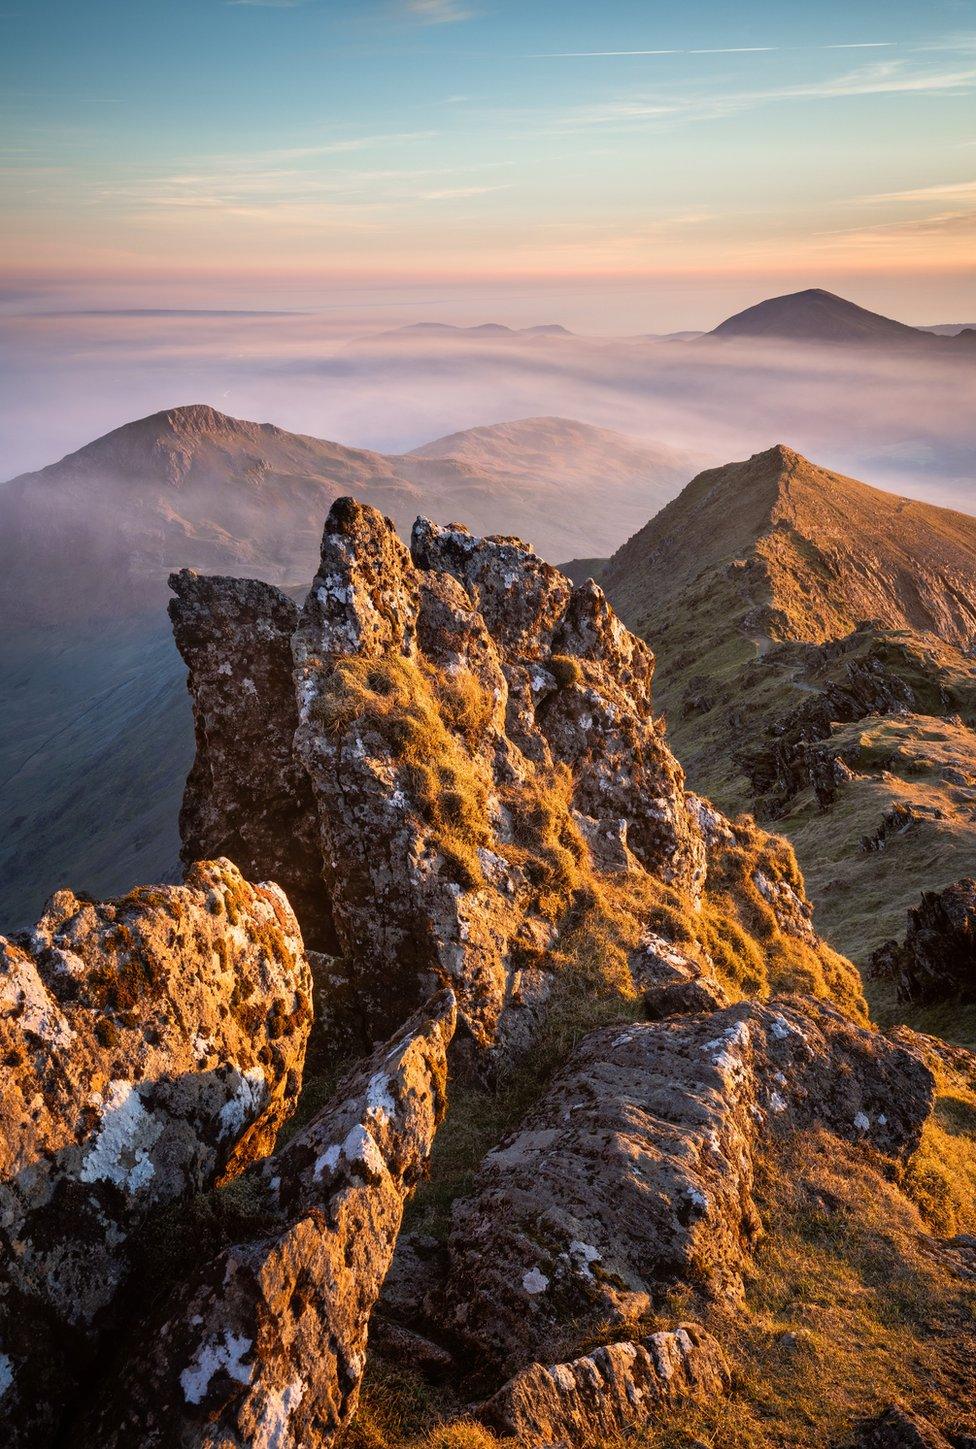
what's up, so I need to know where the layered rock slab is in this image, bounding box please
[0,859,312,1445]
[479,1324,730,1446]
[74,989,456,1449]
[446,997,933,1371]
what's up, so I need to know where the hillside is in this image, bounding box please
[0,405,698,624]
[602,446,976,978]
[0,617,191,928]
[604,444,976,647]
[708,287,968,349]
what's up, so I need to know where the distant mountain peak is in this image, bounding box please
[708,289,936,347]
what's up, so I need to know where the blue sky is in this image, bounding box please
[2,0,974,322]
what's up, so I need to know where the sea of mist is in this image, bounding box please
[2,304,974,515]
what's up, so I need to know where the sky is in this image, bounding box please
[2,0,975,329]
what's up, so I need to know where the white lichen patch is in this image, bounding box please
[316,1123,387,1182]
[854,1111,871,1132]
[219,1066,267,1141]
[549,1362,577,1393]
[79,1080,163,1194]
[253,1377,305,1449]
[567,1240,602,1279]
[0,954,75,1048]
[0,1351,13,1400]
[522,1266,549,1295]
[180,1329,253,1405]
[703,1019,751,1076]
[313,1142,343,1180]
[365,1072,397,1126]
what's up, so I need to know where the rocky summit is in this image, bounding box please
[173,496,861,1065]
[1,493,975,1447]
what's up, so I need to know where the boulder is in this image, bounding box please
[0,859,312,1446]
[479,1324,730,1446]
[446,997,933,1371]
[73,990,456,1449]
[629,931,730,1017]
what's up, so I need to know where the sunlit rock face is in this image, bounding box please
[479,1325,731,1445]
[0,859,312,1447]
[73,990,456,1449]
[173,499,720,1059]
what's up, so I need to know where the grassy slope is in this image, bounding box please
[601,449,976,1050]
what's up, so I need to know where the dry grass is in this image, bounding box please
[315,654,495,888]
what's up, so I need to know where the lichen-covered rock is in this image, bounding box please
[446,997,933,1371]
[479,1324,730,1446]
[170,570,336,952]
[869,879,976,1004]
[0,859,312,1446]
[174,498,853,1058]
[630,931,730,1017]
[74,990,456,1449]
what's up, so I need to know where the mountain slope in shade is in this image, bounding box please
[408,414,696,502]
[0,405,700,624]
[708,288,963,348]
[601,446,976,976]
[0,616,191,929]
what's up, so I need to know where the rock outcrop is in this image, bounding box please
[869,879,976,1004]
[479,1324,730,1445]
[738,626,964,815]
[74,990,456,1449]
[629,930,730,1018]
[445,996,932,1371]
[169,570,337,952]
[174,499,856,1060]
[0,860,312,1445]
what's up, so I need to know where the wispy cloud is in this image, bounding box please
[547,60,976,132]
[418,183,505,199]
[531,47,777,58]
[402,0,474,24]
[860,178,976,204]
[529,42,897,59]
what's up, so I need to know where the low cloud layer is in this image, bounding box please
[1,307,973,521]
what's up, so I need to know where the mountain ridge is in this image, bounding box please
[601,445,976,970]
[603,443,976,649]
[0,404,703,624]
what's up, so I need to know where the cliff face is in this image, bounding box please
[172,497,862,1061]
